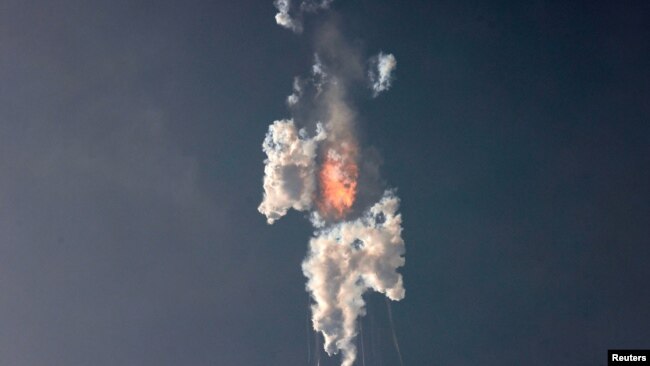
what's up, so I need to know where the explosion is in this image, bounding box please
[318,145,358,219]
[259,4,404,365]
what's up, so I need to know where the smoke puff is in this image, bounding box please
[287,77,303,106]
[274,0,335,33]
[274,0,303,33]
[369,52,397,97]
[258,119,326,224]
[302,191,406,366]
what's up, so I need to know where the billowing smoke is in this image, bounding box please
[260,3,405,365]
[303,191,405,366]
[369,52,397,97]
[258,119,326,224]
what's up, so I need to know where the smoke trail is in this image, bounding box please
[360,320,366,366]
[315,330,321,366]
[368,310,376,364]
[260,3,406,366]
[307,295,312,364]
[374,311,383,366]
[386,298,405,366]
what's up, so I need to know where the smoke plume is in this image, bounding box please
[260,3,406,365]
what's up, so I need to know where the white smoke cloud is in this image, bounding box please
[369,52,397,97]
[258,119,326,224]
[302,191,405,366]
[274,0,335,33]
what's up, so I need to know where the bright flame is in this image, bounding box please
[318,146,358,218]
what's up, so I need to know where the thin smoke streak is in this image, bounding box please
[386,298,405,366]
[307,296,312,364]
[360,319,366,366]
[370,310,375,362]
[372,308,382,366]
[314,329,321,366]
[369,307,380,366]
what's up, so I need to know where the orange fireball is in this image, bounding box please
[318,146,358,219]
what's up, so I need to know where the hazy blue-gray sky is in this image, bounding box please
[1,1,648,365]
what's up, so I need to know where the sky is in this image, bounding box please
[1,1,649,365]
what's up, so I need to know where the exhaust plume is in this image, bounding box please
[260,4,405,366]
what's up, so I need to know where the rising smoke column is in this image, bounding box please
[259,3,405,365]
